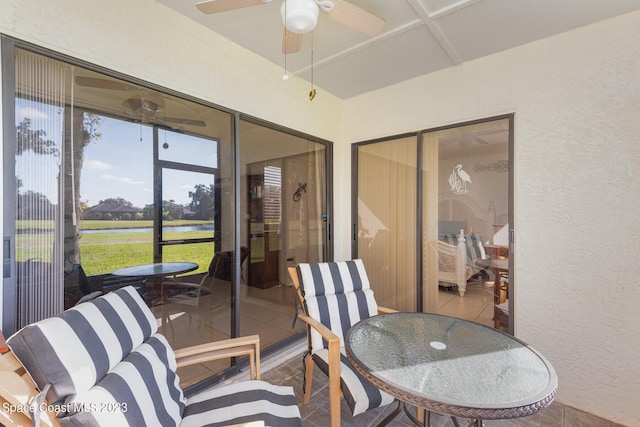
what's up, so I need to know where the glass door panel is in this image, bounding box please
[356,137,417,312]
[153,124,235,381]
[13,50,66,328]
[239,119,328,351]
[423,118,511,331]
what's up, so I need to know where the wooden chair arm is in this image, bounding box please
[297,313,341,345]
[0,352,59,427]
[377,306,397,314]
[174,335,261,380]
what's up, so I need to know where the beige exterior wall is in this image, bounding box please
[1,1,639,424]
[343,10,640,426]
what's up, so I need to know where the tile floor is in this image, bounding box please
[151,279,306,388]
[163,278,621,426]
[154,277,500,388]
[260,348,619,427]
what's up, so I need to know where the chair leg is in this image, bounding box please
[303,353,314,404]
[327,342,341,427]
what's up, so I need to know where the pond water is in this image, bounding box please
[81,224,214,234]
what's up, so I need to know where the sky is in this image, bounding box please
[83,117,217,208]
[16,100,217,209]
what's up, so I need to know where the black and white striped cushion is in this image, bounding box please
[181,380,302,427]
[297,260,378,353]
[296,260,394,416]
[312,349,395,416]
[8,286,157,404]
[9,286,302,427]
[61,334,185,426]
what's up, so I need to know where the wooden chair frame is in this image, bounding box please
[288,267,396,427]
[0,335,263,427]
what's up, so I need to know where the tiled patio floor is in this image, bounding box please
[259,347,608,427]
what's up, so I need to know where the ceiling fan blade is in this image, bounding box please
[282,29,303,54]
[326,0,385,37]
[164,117,207,127]
[196,0,270,14]
[75,76,137,91]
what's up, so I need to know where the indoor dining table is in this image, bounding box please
[345,312,557,427]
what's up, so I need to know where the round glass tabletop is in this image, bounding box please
[112,262,199,277]
[346,312,557,419]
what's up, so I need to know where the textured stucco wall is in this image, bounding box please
[342,10,640,426]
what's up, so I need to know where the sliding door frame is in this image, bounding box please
[352,114,514,333]
[2,36,17,335]
[1,34,334,365]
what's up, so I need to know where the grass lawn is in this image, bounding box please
[17,225,216,276]
[79,229,215,275]
[80,242,213,276]
[80,219,212,230]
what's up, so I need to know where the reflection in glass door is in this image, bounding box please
[4,42,331,391]
[355,116,513,332]
[424,117,512,331]
[156,129,217,271]
[239,119,329,352]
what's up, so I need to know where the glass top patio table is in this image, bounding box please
[112,262,198,277]
[345,312,557,422]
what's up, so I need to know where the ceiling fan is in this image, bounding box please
[195,0,386,53]
[75,76,206,127]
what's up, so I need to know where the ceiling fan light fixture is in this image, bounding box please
[280,0,319,34]
[140,98,161,113]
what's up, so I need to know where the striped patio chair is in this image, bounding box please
[5,286,302,427]
[288,260,398,427]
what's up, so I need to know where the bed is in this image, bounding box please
[436,192,492,296]
[436,229,487,296]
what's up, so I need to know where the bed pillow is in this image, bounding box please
[440,233,486,265]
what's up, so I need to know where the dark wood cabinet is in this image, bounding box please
[247,174,279,288]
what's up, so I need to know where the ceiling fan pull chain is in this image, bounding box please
[309,32,316,101]
[282,0,290,80]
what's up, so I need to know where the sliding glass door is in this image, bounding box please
[239,119,330,349]
[2,39,331,389]
[354,116,513,332]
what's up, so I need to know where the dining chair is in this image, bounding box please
[288,259,398,427]
[163,246,250,309]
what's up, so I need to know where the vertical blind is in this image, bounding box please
[356,137,417,312]
[14,49,66,327]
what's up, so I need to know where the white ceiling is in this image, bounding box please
[156,0,640,99]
